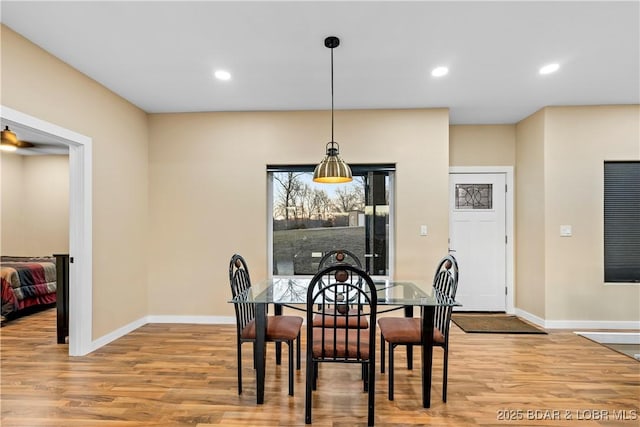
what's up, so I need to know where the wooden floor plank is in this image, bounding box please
[1,308,638,426]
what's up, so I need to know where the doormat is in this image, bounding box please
[452,313,547,334]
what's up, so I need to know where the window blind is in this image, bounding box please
[604,161,640,283]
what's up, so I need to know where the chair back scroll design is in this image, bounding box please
[432,254,459,345]
[313,249,368,327]
[229,254,254,336]
[317,249,363,270]
[305,264,377,426]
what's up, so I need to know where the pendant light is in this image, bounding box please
[313,36,353,184]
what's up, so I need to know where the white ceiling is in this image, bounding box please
[0,1,638,149]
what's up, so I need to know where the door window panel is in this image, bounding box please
[455,183,493,210]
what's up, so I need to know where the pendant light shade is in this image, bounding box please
[313,141,352,183]
[313,36,352,184]
[1,126,19,152]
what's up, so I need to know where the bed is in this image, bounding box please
[1,256,57,321]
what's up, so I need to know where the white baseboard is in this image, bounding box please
[145,315,235,324]
[515,308,640,330]
[89,315,236,353]
[89,316,148,353]
[513,308,546,327]
[545,320,640,329]
[89,310,639,354]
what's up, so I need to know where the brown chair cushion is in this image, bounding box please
[312,309,369,328]
[311,327,371,359]
[378,317,445,345]
[241,315,303,341]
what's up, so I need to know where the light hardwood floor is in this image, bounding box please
[1,308,638,426]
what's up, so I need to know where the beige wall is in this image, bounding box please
[515,106,640,322]
[1,153,23,254]
[147,109,450,316]
[3,23,639,339]
[543,106,640,321]
[449,125,516,166]
[454,113,640,323]
[1,153,69,255]
[515,110,547,318]
[1,25,150,338]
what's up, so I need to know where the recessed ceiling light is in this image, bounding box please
[214,70,231,81]
[431,66,449,77]
[539,63,559,75]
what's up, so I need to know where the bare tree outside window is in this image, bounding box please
[273,172,304,223]
[270,169,392,277]
[335,183,365,213]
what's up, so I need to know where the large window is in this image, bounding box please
[604,161,640,283]
[268,165,394,278]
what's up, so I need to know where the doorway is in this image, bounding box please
[1,106,93,355]
[449,167,514,313]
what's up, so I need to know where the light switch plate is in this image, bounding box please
[560,225,572,237]
[420,225,428,236]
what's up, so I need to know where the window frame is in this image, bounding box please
[267,164,395,280]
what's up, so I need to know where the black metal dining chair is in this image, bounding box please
[377,254,459,402]
[312,249,368,329]
[228,253,303,396]
[305,264,377,426]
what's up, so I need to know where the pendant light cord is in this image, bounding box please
[330,45,335,144]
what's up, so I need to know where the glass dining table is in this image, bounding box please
[229,276,460,408]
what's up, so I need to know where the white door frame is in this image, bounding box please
[449,166,514,314]
[1,106,93,356]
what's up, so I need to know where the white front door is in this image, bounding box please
[449,173,507,311]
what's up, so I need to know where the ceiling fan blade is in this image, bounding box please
[15,140,35,148]
[2,127,36,149]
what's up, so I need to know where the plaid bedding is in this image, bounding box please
[1,256,57,318]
